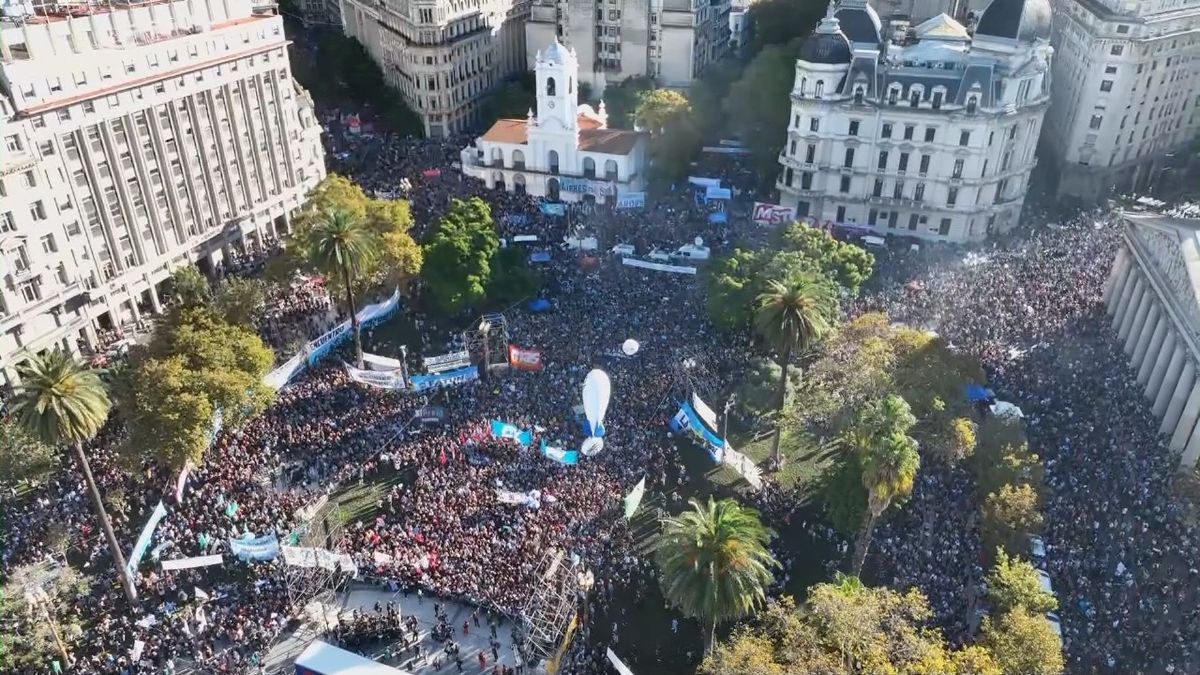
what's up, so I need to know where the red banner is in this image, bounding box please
[508,345,543,371]
[422,168,442,178]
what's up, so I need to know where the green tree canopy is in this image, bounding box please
[297,33,423,135]
[481,73,536,126]
[982,608,1065,675]
[0,418,58,488]
[726,41,801,183]
[633,88,702,184]
[634,88,692,133]
[0,562,91,670]
[422,197,501,313]
[702,577,1002,674]
[168,265,211,308]
[601,76,654,129]
[982,482,1045,559]
[987,549,1057,616]
[487,246,541,305]
[780,222,875,293]
[745,0,826,56]
[653,496,779,651]
[213,277,267,327]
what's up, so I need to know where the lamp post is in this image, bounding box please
[722,393,736,441]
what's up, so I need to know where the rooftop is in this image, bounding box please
[479,118,642,155]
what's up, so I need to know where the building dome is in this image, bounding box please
[799,6,852,65]
[540,38,574,65]
[835,0,883,47]
[975,0,1052,42]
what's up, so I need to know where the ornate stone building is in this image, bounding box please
[1105,212,1200,469]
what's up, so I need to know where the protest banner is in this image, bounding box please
[539,202,566,216]
[126,501,168,579]
[621,257,698,275]
[616,192,646,209]
[410,365,479,392]
[345,363,407,390]
[508,344,544,371]
[490,419,534,447]
[228,534,281,562]
[161,555,224,571]
[423,350,471,373]
[751,202,797,225]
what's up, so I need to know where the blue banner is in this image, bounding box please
[530,251,552,263]
[503,214,529,225]
[705,186,732,201]
[491,419,533,447]
[126,501,169,579]
[540,202,566,216]
[410,365,479,392]
[669,402,727,462]
[228,533,281,562]
[709,211,728,224]
[616,192,646,209]
[540,439,579,465]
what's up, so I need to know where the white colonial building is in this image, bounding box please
[460,40,648,203]
[0,0,325,387]
[776,0,1052,242]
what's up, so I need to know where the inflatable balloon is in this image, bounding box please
[582,369,611,439]
[622,339,640,356]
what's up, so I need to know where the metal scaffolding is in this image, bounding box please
[516,549,589,671]
[281,500,352,616]
[463,313,510,373]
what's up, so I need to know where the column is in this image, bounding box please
[1113,270,1141,332]
[1104,248,1131,309]
[1183,420,1200,468]
[1144,328,1175,394]
[1124,286,1153,354]
[1132,307,1163,373]
[1118,278,1146,343]
[1162,359,1196,434]
[1152,343,1187,416]
[1170,381,1200,451]
[148,280,163,315]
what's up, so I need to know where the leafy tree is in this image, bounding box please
[9,351,136,605]
[633,88,701,183]
[123,356,214,472]
[481,73,536,125]
[704,578,1001,674]
[601,76,654,129]
[0,418,57,488]
[422,197,501,313]
[734,357,802,421]
[780,222,875,295]
[305,209,376,368]
[821,460,869,534]
[487,246,540,305]
[754,274,837,468]
[363,198,423,292]
[296,174,371,226]
[304,34,423,136]
[168,265,211,308]
[745,0,826,56]
[704,248,764,331]
[213,277,267,327]
[982,483,1044,559]
[987,550,1057,616]
[0,562,91,670]
[726,42,801,183]
[634,88,692,133]
[653,497,779,652]
[982,608,1065,675]
[689,61,742,139]
[972,416,1044,499]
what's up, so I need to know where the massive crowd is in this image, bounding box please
[4,107,1199,675]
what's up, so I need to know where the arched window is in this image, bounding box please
[909,87,922,107]
[547,177,560,200]
[569,77,573,94]
[967,95,978,113]
[548,150,560,174]
[583,156,596,178]
[888,86,900,106]
[512,149,525,170]
[547,77,557,96]
[604,159,618,180]
[514,173,527,195]
[814,80,824,97]
[800,77,807,96]
[854,87,864,105]
[491,147,504,167]
[492,171,505,190]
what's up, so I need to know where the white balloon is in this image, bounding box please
[582,369,611,437]
[622,339,640,356]
[580,437,604,456]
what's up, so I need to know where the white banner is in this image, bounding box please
[345,363,407,390]
[363,352,403,370]
[621,257,697,275]
[281,546,359,576]
[607,648,636,675]
[495,488,542,508]
[161,554,224,571]
[423,350,471,374]
[751,202,797,225]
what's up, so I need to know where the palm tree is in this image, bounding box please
[754,274,836,468]
[9,350,138,606]
[852,431,920,576]
[308,209,376,368]
[653,496,779,653]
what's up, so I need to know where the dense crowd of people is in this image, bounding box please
[5,105,1200,675]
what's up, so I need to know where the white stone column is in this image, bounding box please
[1143,327,1173,393]
[1162,359,1197,434]
[1170,381,1200,452]
[1104,248,1131,309]
[1132,308,1163,374]
[1124,286,1154,355]
[1183,420,1200,468]
[1118,278,1147,343]
[1153,343,1187,416]
[1113,268,1140,330]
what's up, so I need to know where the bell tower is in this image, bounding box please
[534,38,578,133]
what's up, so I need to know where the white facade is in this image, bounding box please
[1045,0,1200,202]
[525,0,730,92]
[0,0,325,385]
[340,0,530,138]
[461,40,648,202]
[776,1,1051,242]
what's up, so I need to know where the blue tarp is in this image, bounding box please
[966,384,994,402]
[529,298,553,312]
[708,211,728,224]
[530,251,552,263]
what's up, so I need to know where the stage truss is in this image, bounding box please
[463,313,510,372]
[517,549,591,671]
[281,499,352,617]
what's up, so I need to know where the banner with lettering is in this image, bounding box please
[669,401,728,463]
[126,501,169,580]
[751,202,797,225]
[508,345,544,371]
[228,534,281,562]
[560,177,617,197]
[705,186,732,201]
[410,365,479,392]
[495,488,542,508]
[345,363,407,390]
[621,257,698,275]
[616,192,646,209]
[423,350,471,374]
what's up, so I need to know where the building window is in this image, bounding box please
[815,80,824,97]
[854,88,864,105]
[1105,65,1118,74]
[908,214,919,230]
[849,120,860,136]
[19,280,39,303]
[785,168,794,186]
[919,155,930,174]
[1111,44,1124,56]
[909,90,921,107]
[947,187,958,206]
[801,172,813,189]
[881,123,892,138]
[836,205,846,222]
[805,144,815,163]
[877,151,888,169]
[939,218,952,235]
[924,128,936,143]
[952,159,964,178]
[904,125,915,140]
[1,212,15,232]
[23,170,36,188]
[546,77,556,96]
[29,201,46,221]
[39,234,56,253]
[966,96,978,113]
[888,87,899,105]
[1090,115,1103,130]
[810,118,819,132]
[959,130,971,146]
[898,153,909,172]
[873,179,883,197]
[893,181,904,199]
[843,148,855,168]
[840,176,851,193]
[868,209,878,225]
[1101,80,1114,92]
[932,91,943,109]
[790,140,797,156]
[914,183,925,201]
[1117,25,1129,33]
[548,150,559,174]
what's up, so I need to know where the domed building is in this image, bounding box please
[774,0,1053,242]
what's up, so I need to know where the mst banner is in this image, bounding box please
[752,202,797,225]
[508,345,544,371]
